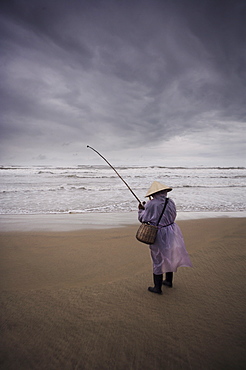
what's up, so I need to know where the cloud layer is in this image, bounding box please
[1,0,245,166]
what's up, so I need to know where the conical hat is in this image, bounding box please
[145,181,172,197]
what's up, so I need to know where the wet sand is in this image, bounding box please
[0,218,245,369]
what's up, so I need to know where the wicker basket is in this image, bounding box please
[136,223,158,244]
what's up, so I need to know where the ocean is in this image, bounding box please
[0,165,245,216]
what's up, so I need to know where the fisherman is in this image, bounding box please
[138,181,192,294]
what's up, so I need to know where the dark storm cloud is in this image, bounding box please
[0,0,245,165]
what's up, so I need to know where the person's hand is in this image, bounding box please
[138,202,146,210]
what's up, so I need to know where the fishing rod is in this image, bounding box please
[87,145,142,204]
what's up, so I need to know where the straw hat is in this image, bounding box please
[145,181,172,197]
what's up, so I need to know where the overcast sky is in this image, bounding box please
[1,0,245,167]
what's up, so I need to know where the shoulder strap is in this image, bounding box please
[157,198,169,226]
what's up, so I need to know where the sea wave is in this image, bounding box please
[1,165,245,214]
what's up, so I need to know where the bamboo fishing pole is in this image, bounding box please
[87,145,142,204]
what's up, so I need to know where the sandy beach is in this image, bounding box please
[0,217,245,369]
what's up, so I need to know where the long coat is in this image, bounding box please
[138,193,192,274]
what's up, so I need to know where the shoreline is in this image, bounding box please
[0,211,246,232]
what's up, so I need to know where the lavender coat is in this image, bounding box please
[138,193,192,274]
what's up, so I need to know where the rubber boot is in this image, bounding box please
[148,274,163,294]
[163,272,173,288]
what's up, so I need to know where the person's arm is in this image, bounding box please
[138,201,156,223]
[138,202,145,222]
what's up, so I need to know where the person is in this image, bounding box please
[138,181,192,294]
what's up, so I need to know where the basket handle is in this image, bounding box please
[157,198,169,226]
